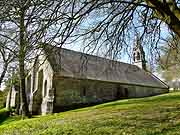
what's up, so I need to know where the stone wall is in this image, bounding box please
[53,78,117,112]
[121,84,169,98]
[53,77,168,112]
[6,85,19,109]
[26,55,54,115]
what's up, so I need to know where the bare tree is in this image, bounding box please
[146,0,180,37]
[0,40,15,87]
[69,0,180,68]
[0,0,179,117]
[0,0,100,117]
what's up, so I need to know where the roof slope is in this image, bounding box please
[44,46,168,89]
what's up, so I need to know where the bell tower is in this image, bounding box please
[132,37,146,70]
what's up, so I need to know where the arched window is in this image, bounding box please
[133,53,136,61]
[137,52,140,60]
[27,74,31,94]
[44,80,47,97]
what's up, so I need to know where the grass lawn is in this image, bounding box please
[0,92,180,135]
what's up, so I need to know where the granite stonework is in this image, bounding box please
[6,41,168,115]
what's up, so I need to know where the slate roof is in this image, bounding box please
[44,46,168,89]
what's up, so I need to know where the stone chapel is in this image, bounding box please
[6,40,169,115]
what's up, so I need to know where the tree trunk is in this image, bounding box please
[19,8,30,118]
[146,0,180,37]
[0,63,8,87]
[19,59,30,117]
[14,85,20,115]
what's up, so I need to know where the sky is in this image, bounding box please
[0,36,167,91]
[0,8,171,91]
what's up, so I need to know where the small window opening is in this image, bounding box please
[133,53,136,62]
[124,88,128,97]
[44,80,47,97]
[81,87,86,97]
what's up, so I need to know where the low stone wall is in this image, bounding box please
[53,77,168,112]
[121,84,169,98]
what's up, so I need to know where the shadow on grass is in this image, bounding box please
[91,92,180,109]
[0,109,10,125]
[66,92,180,113]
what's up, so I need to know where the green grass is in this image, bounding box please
[0,92,180,135]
